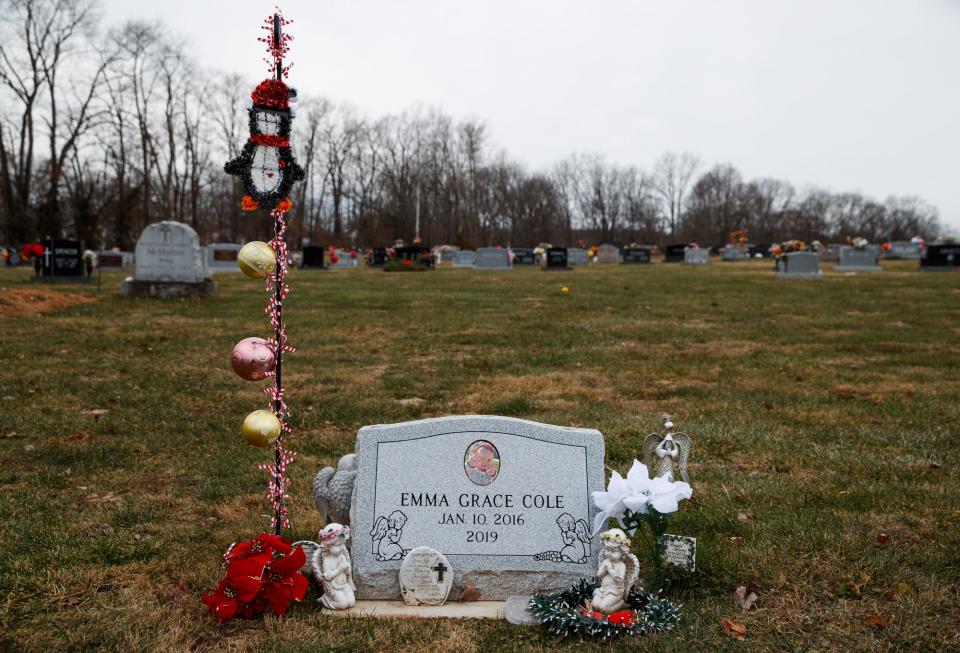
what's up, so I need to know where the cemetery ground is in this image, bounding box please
[0,260,957,652]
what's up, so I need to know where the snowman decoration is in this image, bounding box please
[225,77,305,212]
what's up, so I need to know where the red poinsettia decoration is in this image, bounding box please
[204,534,308,622]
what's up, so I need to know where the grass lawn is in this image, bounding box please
[0,259,958,652]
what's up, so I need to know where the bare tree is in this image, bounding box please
[653,151,700,238]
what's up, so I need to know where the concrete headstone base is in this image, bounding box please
[321,600,506,620]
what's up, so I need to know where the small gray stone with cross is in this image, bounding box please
[398,546,454,606]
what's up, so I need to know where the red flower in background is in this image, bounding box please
[402,259,413,267]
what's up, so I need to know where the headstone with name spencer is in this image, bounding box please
[123,221,215,297]
[34,239,87,281]
[475,247,511,270]
[921,243,960,271]
[622,247,652,264]
[567,248,589,266]
[683,246,709,265]
[594,244,620,264]
[207,243,242,273]
[663,243,686,263]
[777,251,821,278]
[451,250,477,268]
[511,247,536,265]
[350,416,605,600]
[544,247,569,270]
[721,246,749,261]
[835,245,882,272]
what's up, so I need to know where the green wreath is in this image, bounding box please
[529,579,682,639]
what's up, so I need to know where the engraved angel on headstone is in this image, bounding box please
[312,453,357,526]
[642,415,691,483]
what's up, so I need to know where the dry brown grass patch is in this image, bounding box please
[0,287,96,316]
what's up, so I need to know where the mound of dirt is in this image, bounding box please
[0,288,97,316]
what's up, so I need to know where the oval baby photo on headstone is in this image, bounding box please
[464,440,500,486]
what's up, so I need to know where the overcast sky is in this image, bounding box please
[102,0,960,231]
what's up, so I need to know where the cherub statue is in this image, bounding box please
[311,523,356,610]
[313,453,357,526]
[642,416,691,483]
[589,529,640,614]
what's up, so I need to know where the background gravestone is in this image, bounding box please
[206,244,242,273]
[777,252,821,278]
[921,244,960,271]
[835,245,882,272]
[329,249,358,269]
[97,251,134,269]
[721,246,748,261]
[683,247,709,265]
[451,250,477,268]
[475,248,511,270]
[301,246,326,269]
[594,244,620,264]
[122,221,215,297]
[567,248,589,266]
[545,247,569,270]
[511,247,536,265]
[34,239,88,282]
[622,247,652,264]
[350,416,605,600]
[369,247,388,266]
[663,243,686,263]
[885,241,922,260]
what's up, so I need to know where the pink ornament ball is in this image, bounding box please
[231,337,276,381]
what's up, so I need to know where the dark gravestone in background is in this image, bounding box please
[545,247,569,270]
[370,247,388,266]
[395,246,433,267]
[664,244,686,263]
[98,253,124,268]
[301,246,326,269]
[512,247,536,265]
[622,247,652,264]
[41,239,84,277]
[921,244,960,270]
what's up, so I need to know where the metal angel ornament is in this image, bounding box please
[642,415,692,483]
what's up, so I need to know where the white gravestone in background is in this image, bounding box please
[350,416,605,600]
[475,248,511,270]
[684,247,710,265]
[135,221,207,283]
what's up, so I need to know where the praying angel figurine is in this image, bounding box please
[642,414,692,483]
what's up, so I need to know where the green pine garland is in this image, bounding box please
[529,578,682,639]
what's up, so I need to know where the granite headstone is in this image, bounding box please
[452,250,477,268]
[777,252,821,278]
[683,247,709,265]
[350,416,605,600]
[122,222,215,296]
[511,247,536,265]
[475,248,511,270]
[835,245,882,272]
[595,244,620,264]
[622,247,652,264]
[544,247,569,270]
[207,243,242,273]
[721,246,749,261]
[921,244,960,271]
[567,248,589,266]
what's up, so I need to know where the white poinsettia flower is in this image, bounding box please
[591,460,693,535]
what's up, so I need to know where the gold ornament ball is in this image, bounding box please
[238,241,277,279]
[242,409,282,447]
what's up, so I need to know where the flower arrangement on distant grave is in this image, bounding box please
[770,239,807,260]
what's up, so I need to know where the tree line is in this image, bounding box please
[0,0,942,252]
